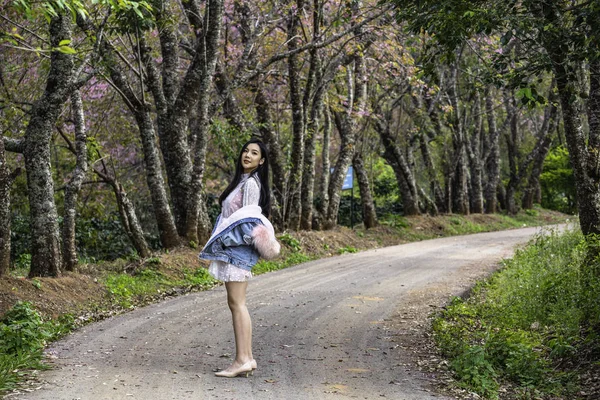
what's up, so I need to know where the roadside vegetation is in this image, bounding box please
[0,208,568,395]
[433,228,600,399]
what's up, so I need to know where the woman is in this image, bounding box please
[199,139,280,378]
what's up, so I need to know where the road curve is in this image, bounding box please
[15,226,560,400]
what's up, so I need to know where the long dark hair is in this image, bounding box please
[219,139,271,217]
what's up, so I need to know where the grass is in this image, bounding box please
[0,302,73,393]
[105,267,218,308]
[432,228,598,399]
[381,207,565,242]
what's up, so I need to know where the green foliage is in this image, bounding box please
[75,213,160,262]
[105,266,216,308]
[0,350,49,393]
[373,159,399,199]
[11,254,31,277]
[107,0,155,33]
[11,212,162,270]
[0,301,52,354]
[338,245,358,254]
[181,267,214,286]
[451,345,499,398]
[373,158,403,218]
[210,121,251,173]
[145,257,160,265]
[0,302,73,393]
[105,268,167,307]
[444,216,485,235]
[380,214,409,229]
[433,229,593,398]
[524,208,539,217]
[337,192,363,228]
[10,214,30,269]
[540,146,577,214]
[278,233,301,252]
[75,215,136,262]
[10,0,89,22]
[252,252,313,275]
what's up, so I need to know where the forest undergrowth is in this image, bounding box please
[433,229,600,399]
[0,208,579,396]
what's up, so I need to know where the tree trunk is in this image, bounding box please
[468,91,484,213]
[523,99,558,209]
[587,61,600,154]
[26,14,76,277]
[187,116,211,245]
[185,0,224,243]
[325,110,356,229]
[196,192,212,246]
[62,91,88,271]
[284,0,306,231]
[353,152,377,228]
[300,111,319,230]
[375,118,420,216]
[419,134,445,213]
[448,64,469,215]
[113,182,151,258]
[503,92,520,215]
[420,92,448,212]
[134,108,181,248]
[152,0,190,235]
[0,138,21,276]
[214,64,248,134]
[484,86,501,214]
[300,2,324,231]
[314,106,332,230]
[554,69,600,237]
[152,0,224,236]
[90,157,151,258]
[254,85,287,229]
[100,37,181,249]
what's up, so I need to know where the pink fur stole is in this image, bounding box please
[251,224,280,260]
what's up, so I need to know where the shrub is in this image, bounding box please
[278,233,301,252]
[0,301,53,354]
[0,302,73,393]
[433,229,592,399]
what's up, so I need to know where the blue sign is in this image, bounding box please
[330,166,354,189]
[342,166,353,190]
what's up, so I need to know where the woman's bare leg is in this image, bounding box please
[223,281,253,369]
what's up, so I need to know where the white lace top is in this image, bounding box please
[221,174,261,218]
[208,174,261,282]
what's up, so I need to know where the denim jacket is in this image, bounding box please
[199,205,279,271]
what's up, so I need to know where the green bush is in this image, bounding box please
[451,345,499,398]
[253,252,312,275]
[433,229,593,399]
[0,301,53,354]
[338,245,358,254]
[0,302,71,393]
[379,214,409,229]
[540,146,577,214]
[105,268,168,307]
[337,192,363,228]
[10,214,30,268]
[105,266,217,308]
[279,233,301,252]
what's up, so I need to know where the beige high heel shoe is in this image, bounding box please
[214,361,254,378]
[250,359,257,370]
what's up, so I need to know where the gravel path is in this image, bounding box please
[14,226,561,400]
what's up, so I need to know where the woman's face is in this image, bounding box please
[241,143,264,173]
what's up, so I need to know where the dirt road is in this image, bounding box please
[15,226,560,400]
